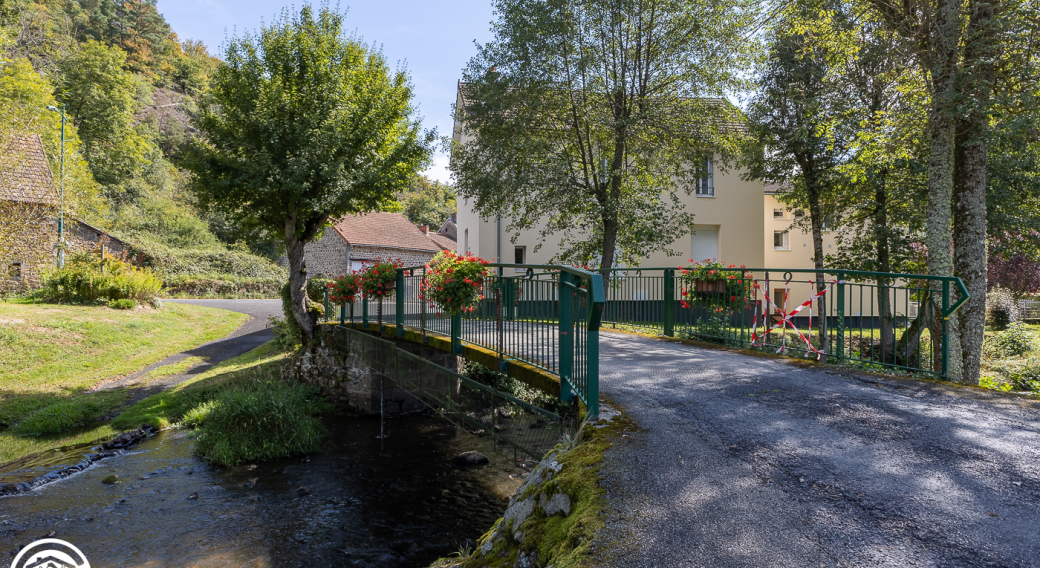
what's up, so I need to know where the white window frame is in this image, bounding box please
[773,230,789,250]
[695,156,714,197]
[773,208,785,219]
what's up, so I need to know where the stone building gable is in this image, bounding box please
[304,229,350,278]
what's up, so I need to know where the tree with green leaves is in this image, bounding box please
[399,174,456,229]
[185,4,432,343]
[56,40,151,198]
[450,0,759,282]
[742,2,847,354]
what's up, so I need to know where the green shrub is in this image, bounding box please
[461,361,574,416]
[986,323,1037,358]
[987,288,1020,330]
[162,274,283,298]
[125,235,286,280]
[109,298,135,309]
[190,376,329,467]
[41,253,163,304]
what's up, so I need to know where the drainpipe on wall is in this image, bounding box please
[496,212,503,277]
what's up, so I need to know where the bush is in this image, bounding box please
[987,287,1020,330]
[109,298,136,309]
[41,253,163,304]
[162,274,283,298]
[125,235,286,280]
[985,323,1037,358]
[190,375,328,467]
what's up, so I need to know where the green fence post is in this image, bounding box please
[559,272,574,403]
[339,303,346,327]
[451,312,462,355]
[941,279,950,380]
[323,289,330,323]
[835,272,845,362]
[663,268,675,337]
[396,269,405,337]
[362,297,369,329]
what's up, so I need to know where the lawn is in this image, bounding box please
[0,299,248,429]
[0,341,287,466]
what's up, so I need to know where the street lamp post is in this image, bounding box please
[45,104,65,268]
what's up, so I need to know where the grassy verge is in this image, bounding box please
[0,299,247,428]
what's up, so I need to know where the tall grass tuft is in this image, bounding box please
[190,372,329,467]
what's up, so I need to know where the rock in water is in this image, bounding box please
[296,486,311,497]
[453,451,489,466]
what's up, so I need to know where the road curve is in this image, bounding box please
[592,332,1040,568]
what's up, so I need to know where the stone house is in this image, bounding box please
[305,212,445,277]
[1,134,128,293]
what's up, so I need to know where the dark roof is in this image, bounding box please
[332,212,442,253]
[428,233,457,250]
[0,134,57,205]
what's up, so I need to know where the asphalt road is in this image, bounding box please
[97,299,281,396]
[592,332,1040,568]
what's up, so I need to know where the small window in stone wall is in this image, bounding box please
[8,262,22,280]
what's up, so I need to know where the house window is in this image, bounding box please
[773,231,789,250]
[464,229,470,253]
[695,156,714,197]
[8,262,21,280]
[794,210,805,220]
[514,246,526,271]
[773,208,784,219]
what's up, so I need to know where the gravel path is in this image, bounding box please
[95,299,280,398]
[592,332,1040,568]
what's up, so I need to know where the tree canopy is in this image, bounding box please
[451,0,759,277]
[185,3,433,341]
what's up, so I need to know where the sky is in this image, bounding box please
[156,0,498,184]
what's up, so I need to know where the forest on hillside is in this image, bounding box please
[0,0,454,296]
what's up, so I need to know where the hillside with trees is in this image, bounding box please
[0,0,287,295]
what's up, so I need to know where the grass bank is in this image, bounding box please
[429,403,635,568]
[0,299,247,464]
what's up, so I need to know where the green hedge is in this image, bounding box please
[125,236,286,280]
[162,274,284,298]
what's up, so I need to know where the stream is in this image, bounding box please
[0,413,527,567]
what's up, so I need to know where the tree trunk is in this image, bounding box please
[805,172,829,355]
[875,174,895,364]
[923,0,963,380]
[285,216,316,344]
[952,0,995,386]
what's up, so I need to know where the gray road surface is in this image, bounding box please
[96,299,280,397]
[592,332,1040,568]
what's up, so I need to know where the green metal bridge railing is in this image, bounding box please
[598,267,968,380]
[326,264,605,419]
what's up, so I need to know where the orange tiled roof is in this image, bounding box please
[0,134,58,205]
[428,232,457,251]
[331,212,443,253]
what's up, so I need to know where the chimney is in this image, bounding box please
[419,225,429,234]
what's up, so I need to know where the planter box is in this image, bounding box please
[383,280,396,290]
[695,279,727,294]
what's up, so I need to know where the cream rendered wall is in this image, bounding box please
[762,193,840,316]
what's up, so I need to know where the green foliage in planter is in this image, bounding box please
[360,259,403,301]
[421,251,492,314]
[677,259,753,310]
[327,272,362,304]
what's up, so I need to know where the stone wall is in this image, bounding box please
[304,230,350,277]
[288,326,462,415]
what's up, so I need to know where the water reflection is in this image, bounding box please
[0,413,527,567]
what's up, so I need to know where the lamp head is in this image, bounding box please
[46,105,59,112]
